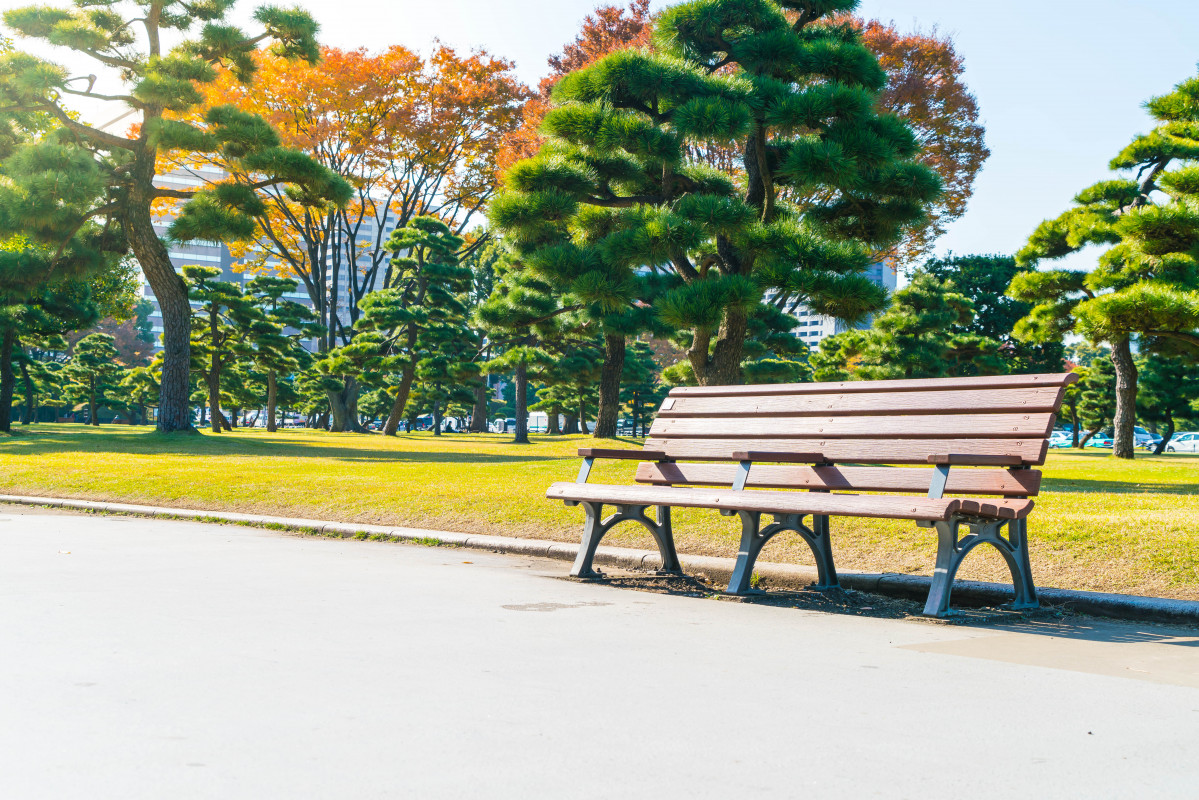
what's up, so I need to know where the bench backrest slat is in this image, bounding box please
[636,462,1042,497]
[667,372,1075,397]
[649,412,1056,440]
[643,437,1049,466]
[658,387,1065,418]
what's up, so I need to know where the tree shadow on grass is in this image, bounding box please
[0,427,565,465]
[1040,477,1199,495]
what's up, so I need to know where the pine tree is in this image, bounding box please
[810,271,1005,381]
[1010,71,1199,458]
[1076,357,1116,447]
[183,266,260,433]
[1136,354,1199,453]
[244,275,320,432]
[620,339,667,437]
[922,253,1065,373]
[63,332,123,425]
[0,1,350,432]
[490,0,939,391]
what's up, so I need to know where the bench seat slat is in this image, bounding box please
[659,387,1065,418]
[668,372,1078,398]
[635,463,1042,497]
[645,437,1050,465]
[547,482,962,521]
[650,412,1054,439]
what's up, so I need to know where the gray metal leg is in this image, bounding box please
[568,502,682,579]
[922,517,1039,617]
[725,511,839,595]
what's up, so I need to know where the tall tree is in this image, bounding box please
[1076,357,1116,448]
[1009,71,1199,458]
[922,253,1065,373]
[1137,354,1198,454]
[0,0,350,432]
[63,332,123,425]
[810,271,1006,381]
[244,275,319,433]
[491,0,939,388]
[185,45,528,429]
[183,265,259,433]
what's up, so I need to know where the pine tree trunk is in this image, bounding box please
[0,328,14,433]
[1078,428,1099,448]
[1154,414,1174,455]
[1069,396,1080,448]
[126,171,192,433]
[432,399,442,437]
[1110,338,1137,460]
[382,363,416,436]
[328,379,364,433]
[470,384,488,432]
[693,307,748,386]
[229,407,240,429]
[594,332,625,438]
[514,362,529,444]
[564,414,578,434]
[547,405,561,435]
[19,358,33,426]
[577,390,587,435]
[267,370,279,432]
[89,380,99,426]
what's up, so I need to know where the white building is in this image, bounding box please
[785,259,899,351]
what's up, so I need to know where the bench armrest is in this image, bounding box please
[927,453,1025,467]
[731,450,831,465]
[578,448,670,461]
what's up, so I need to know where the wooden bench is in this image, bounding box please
[547,372,1078,617]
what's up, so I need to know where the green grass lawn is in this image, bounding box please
[2,423,1198,599]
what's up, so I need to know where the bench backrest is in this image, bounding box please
[638,373,1078,498]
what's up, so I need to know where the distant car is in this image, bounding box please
[1166,432,1199,453]
[1048,430,1072,448]
[1086,433,1114,448]
[1133,426,1161,450]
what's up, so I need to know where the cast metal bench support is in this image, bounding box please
[724,510,839,595]
[566,501,682,579]
[922,517,1039,617]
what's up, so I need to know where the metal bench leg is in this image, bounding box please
[923,518,1040,617]
[570,502,606,579]
[726,511,765,595]
[569,503,683,579]
[651,505,682,574]
[726,512,840,595]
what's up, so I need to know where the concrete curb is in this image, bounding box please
[4,493,1198,625]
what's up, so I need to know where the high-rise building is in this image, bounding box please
[782,259,899,351]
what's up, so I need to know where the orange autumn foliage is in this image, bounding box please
[497,0,652,174]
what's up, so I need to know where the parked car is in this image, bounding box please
[1133,426,1162,450]
[1086,433,1114,448]
[1048,430,1072,448]
[1166,432,1199,453]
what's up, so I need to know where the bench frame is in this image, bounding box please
[563,446,1040,617]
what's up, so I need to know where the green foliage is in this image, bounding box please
[810,271,1006,381]
[491,0,939,386]
[1077,356,1116,436]
[62,332,124,422]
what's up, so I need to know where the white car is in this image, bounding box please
[1165,432,1199,453]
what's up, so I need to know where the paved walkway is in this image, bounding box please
[2,508,1197,798]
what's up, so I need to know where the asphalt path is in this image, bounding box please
[2,508,1197,798]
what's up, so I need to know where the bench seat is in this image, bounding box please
[548,482,1034,522]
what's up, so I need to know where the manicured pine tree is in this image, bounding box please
[121,364,160,426]
[1009,71,1199,458]
[0,1,351,432]
[1136,354,1198,454]
[490,0,939,392]
[183,266,261,433]
[244,275,320,432]
[63,333,123,425]
[922,253,1065,373]
[810,271,1005,381]
[1076,357,1116,447]
[619,340,667,437]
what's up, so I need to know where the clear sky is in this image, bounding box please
[12,0,1199,268]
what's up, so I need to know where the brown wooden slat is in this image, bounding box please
[928,454,1025,466]
[666,372,1078,398]
[578,447,667,460]
[635,463,1042,497]
[960,498,1034,520]
[547,482,961,521]
[649,413,1055,439]
[644,437,1051,465]
[659,387,1065,418]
